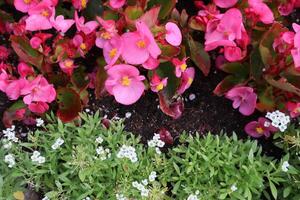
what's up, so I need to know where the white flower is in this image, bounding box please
[42,196,50,200]
[117,145,138,163]
[142,179,148,186]
[265,111,290,132]
[3,139,12,149]
[36,118,44,127]
[95,136,103,144]
[187,194,198,200]
[231,184,238,192]
[281,161,290,172]
[3,126,18,142]
[85,108,91,113]
[141,188,149,197]
[116,194,127,200]
[125,112,132,118]
[132,181,139,188]
[51,137,64,150]
[31,151,45,164]
[4,154,15,168]
[147,133,165,154]
[96,146,110,160]
[83,197,91,200]
[148,171,157,182]
[189,93,196,101]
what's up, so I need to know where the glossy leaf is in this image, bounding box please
[158,43,181,62]
[71,67,90,91]
[158,93,183,119]
[213,75,247,96]
[56,88,82,122]
[265,75,300,97]
[256,86,276,112]
[147,0,176,19]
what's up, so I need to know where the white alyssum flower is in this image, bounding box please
[116,193,128,200]
[83,197,91,200]
[125,112,132,118]
[132,181,150,197]
[266,111,290,132]
[148,134,165,154]
[148,171,157,182]
[95,136,103,144]
[189,93,196,101]
[142,179,148,186]
[4,154,16,168]
[281,161,290,172]
[42,196,50,200]
[117,145,138,163]
[51,137,64,150]
[36,118,44,127]
[3,125,18,142]
[231,184,238,192]
[187,191,199,200]
[3,139,12,149]
[96,146,111,160]
[31,151,46,164]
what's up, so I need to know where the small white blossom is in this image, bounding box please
[96,146,111,160]
[83,197,91,200]
[4,154,15,168]
[147,134,165,154]
[3,139,12,149]
[42,196,50,200]
[116,194,128,200]
[31,151,45,164]
[95,136,103,144]
[36,118,44,127]
[3,126,18,142]
[141,188,149,197]
[189,93,196,101]
[125,112,132,118]
[155,147,162,155]
[266,111,290,132]
[148,171,157,182]
[231,184,238,192]
[281,161,290,172]
[117,145,138,163]
[142,179,148,186]
[187,194,198,200]
[51,137,64,150]
[85,108,91,113]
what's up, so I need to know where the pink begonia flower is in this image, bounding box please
[72,0,89,10]
[95,17,118,48]
[213,0,238,8]
[205,8,243,51]
[18,62,34,77]
[165,22,182,47]
[177,67,195,94]
[142,56,160,70]
[73,34,89,57]
[15,108,26,120]
[103,36,123,67]
[28,101,49,113]
[59,59,77,76]
[25,1,55,31]
[105,64,145,105]
[225,86,257,116]
[286,101,300,118]
[121,20,161,65]
[109,0,126,9]
[245,117,278,138]
[21,75,56,105]
[293,23,300,48]
[50,15,75,34]
[0,46,9,61]
[247,0,274,24]
[74,11,98,35]
[224,46,242,62]
[273,31,294,53]
[0,70,9,92]
[14,0,39,13]
[150,73,168,92]
[6,79,28,100]
[291,48,300,69]
[278,0,296,16]
[30,36,42,49]
[172,57,189,78]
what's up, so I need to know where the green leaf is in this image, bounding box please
[173,162,181,176]
[95,57,107,99]
[147,0,176,19]
[264,75,300,97]
[269,181,277,199]
[219,193,227,199]
[213,75,247,96]
[82,0,103,20]
[187,35,211,76]
[250,46,265,81]
[71,67,90,90]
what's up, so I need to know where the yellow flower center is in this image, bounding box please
[81,0,87,8]
[64,60,73,68]
[156,83,164,91]
[109,48,117,58]
[23,0,31,4]
[101,32,111,40]
[188,78,193,85]
[121,76,131,86]
[180,63,187,71]
[136,40,146,48]
[256,127,264,134]
[80,43,87,50]
[41,10,49,17]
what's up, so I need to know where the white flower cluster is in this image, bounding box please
[148,134,165,154]
[281,161,290,172]
[116,193,128,200]
[96,146,111,160]
[117,145,138,163]
[187,190,199,200]
[132,181,150,197]
[2,139,12,149]
[231,184,238,192]
[31,151,46,164]
[51,137,64,150]
[4,154,16,168]
[148,171,157,182]
[36,118,44,127]
[3,125,18,142]
[266,111,290,132]
[83,197,91,200]
[95,136,103,144]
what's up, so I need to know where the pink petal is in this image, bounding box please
[245,121,262,138]
[165,22,182,47]
[214,0,238,8]
[109,0,126,9]
[239,92,257,116]
[25,15,52,31]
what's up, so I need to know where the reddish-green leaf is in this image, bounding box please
[158,93,183,119]
[213,75,247,96]
[71,67,90,91]
[95,57,107,99]
[158,43,181,62]
[265,75,300,97]
[3,101,26,127]
[147,0,176,19]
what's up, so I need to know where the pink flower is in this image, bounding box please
[25,1,54,31]
[18,62,34,77]
[121,20,161,65]
[28,101,49,113]
[30,36,43,49]
[291,48,300,69]
[109,0,126,9]
[172,57,189,78]
[103,36,123,66]
[0,46,9,61]
[150,73,168,92]
[142,56,160,70]
[286,101,300,118]
[14,0,39,13]
[177,67,195,94]
[51,15,75,34]
[224,46,242,62]
[213,0,238,8]
[21,75,56,105]
[105,64,145,105]
[225,86,257,116]
[247,0,274,24]
[165,22,182,47]
[15,108,26,119]
[73,34,91,57]
[74,11,98,35]
[59,59,77,75]
[0,70,9,92]
[245,117,278,138]
[95,17,118,48]
[205,8,243,51]
[72,0,89,10]
[293,23,300,48]
[278,0,296,16]
[6,79,28,100]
